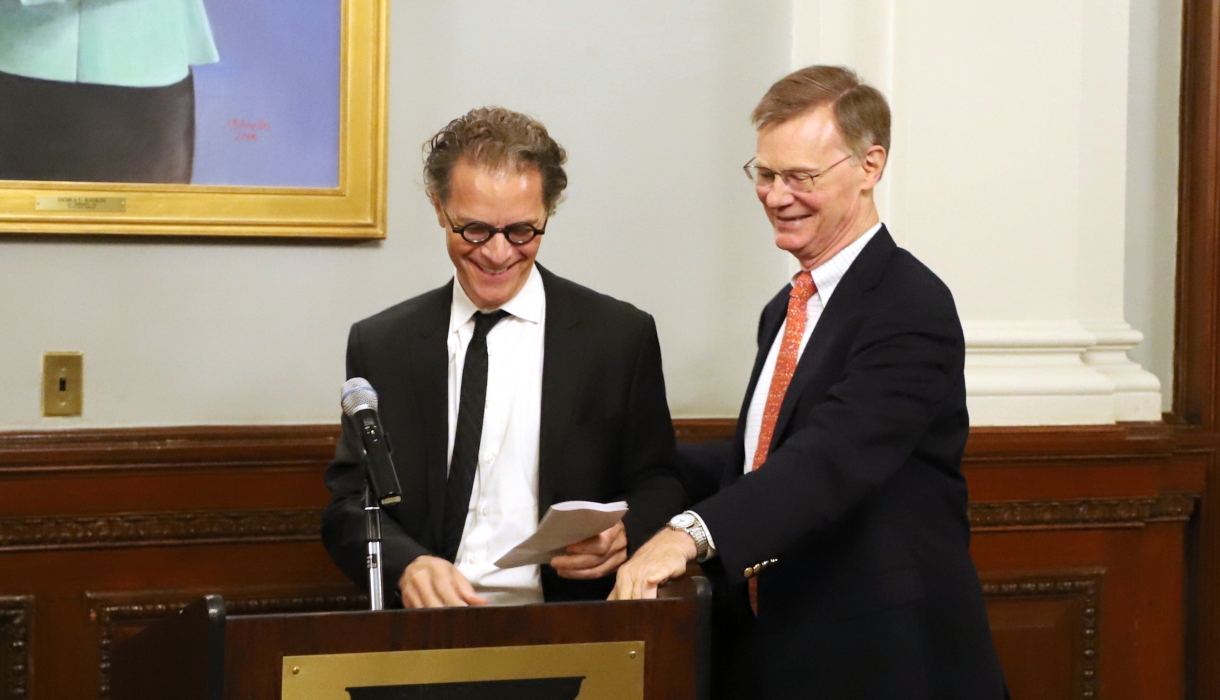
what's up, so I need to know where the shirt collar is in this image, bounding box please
[801,222,883,305]
[449,262,545,333]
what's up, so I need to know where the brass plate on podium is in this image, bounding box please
[283,641,644,700]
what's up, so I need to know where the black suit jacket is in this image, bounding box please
[686,229,1007,699]
[322,265,686,603]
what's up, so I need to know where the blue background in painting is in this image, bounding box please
[190,0,341,188]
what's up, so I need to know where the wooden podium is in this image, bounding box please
[110,577,711,700]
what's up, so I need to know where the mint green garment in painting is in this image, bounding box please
[0,0,219,88]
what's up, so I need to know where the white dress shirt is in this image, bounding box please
[447,264,546,605]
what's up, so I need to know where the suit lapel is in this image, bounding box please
[404,281,452,546]
[769,228,896,449]
[537,265,582,519]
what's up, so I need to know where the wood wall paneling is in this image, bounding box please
[981,574,1101,700]
[0,425,361,700]
[0,423,1203,699]
[0,596,32,700]
[966,424,1199,699]
[90,587,367,699]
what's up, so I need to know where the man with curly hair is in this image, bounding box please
[322,107,686,608]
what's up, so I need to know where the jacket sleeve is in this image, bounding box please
[692,294,964,585]
[618,315,689,553]
[320,323,432,604]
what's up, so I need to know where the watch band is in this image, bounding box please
[670,511,711,562]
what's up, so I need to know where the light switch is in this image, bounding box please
[43,352,82,417]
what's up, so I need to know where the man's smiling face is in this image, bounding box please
[436,157,546,310]
[754,104,880,270]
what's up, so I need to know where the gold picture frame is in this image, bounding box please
[0,0,387,240]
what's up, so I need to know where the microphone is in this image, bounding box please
[341,378,403,507]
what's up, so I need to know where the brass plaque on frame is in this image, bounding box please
[282,641,644,700]
[35,196,126,212]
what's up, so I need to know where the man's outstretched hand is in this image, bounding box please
[608,527,696,600]
[399,555,489,608]
[551,521,628,580]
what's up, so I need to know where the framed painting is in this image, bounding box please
[0,0,387,239]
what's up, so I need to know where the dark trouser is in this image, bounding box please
[0,69,195,184]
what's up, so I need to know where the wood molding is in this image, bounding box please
[677,420,1184,462]
[0,420,730,467]
[0,424,339,474]
[964,423,1174,462]
[0,596,32,700]
[0,508,320,552]
[88,587,367,699]
[982,573,1102,700]
[0,420,1188,466]
[0,495,1193,553]
[969,495,1196,531]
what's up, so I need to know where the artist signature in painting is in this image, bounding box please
[228,118,271,142]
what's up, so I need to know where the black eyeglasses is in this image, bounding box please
[743,154,852,192]
[443,209,547,245]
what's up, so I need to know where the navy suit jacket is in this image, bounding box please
[321,264,686,604]
[685,228,1007,699]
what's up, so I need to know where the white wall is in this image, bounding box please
[1125,0,1182,413]
[0,0,1184,429]
[0,1,791,428]
[794,0,1175,425]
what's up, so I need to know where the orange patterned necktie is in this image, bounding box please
[749,270,816,614]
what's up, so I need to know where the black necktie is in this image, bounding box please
[440,309,510,563]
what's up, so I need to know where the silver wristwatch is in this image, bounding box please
[668,511,711,562]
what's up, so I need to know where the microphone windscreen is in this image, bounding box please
[341,377,379,416]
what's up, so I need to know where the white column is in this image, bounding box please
[791,0,1163,425]
[1075,0,1163,420]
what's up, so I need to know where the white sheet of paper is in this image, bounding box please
[494,500,629,569]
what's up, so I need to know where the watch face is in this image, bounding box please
[670,513,696,529]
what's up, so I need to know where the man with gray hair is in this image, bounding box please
[322,107,685,608]
[613,66,1008,699]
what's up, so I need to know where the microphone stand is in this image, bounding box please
[363,483,384,611]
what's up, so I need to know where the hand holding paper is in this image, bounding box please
[552,520,628,580]
[494,501,629,571]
